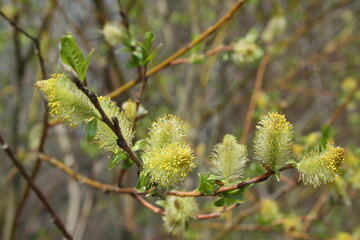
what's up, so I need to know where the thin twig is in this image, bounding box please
[196,222,317,240]
[38,153,143,194]
[240,54,269,144]
[131,194,166,216]
[196,203,239,220]
[0,11,46,78]
[39,152,295,198]
[327,78,360,126]
[169,45,233,65]
[301,192,329,232]
[0,135,73,240]
[70,76,142,168]
[106,0,248,98]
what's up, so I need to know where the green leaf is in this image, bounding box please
[109,152,126,169]
[222,189,245,202]
[144,43,162,65]
[320,124,331,147]
[144,31,155,52]
[86,118,97,142]
[82,49,94,80]
[132,139,148,152]
[155,200,166,208]
[197,173,218,195]
[224,198,236,206]
[59,33,94,81]
[136,173,154,192]
[121,157,133,170]
[213,197,225,207]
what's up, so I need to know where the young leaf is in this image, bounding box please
[144,31,155,52]
[59,33,94,81]
[86,118,97,142]
[320,124,331,147]
[222,189,245,201]
[121,157,133,170]
[108,152,126,169]
[132,139,148,152]
[145,43,162,65]
[197,173,218,195]
[136,173,154,192]
[213,197,226,207]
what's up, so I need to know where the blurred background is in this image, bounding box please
[0,0,360,239]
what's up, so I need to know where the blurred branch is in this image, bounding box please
[196,203,239,220]
[301,192,329,233]
[38,153,143,194]
[106,0,248,98]
[0,11,46,78]
[0,7,55,239]
[132,194,166,216]
[0,135,73,240]
[169,45,233,65]
[274,32,360,90]
[327,78,360,126]
[195,222,317,240]
[240,54,270,144]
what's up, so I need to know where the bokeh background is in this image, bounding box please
[0,0,360,239]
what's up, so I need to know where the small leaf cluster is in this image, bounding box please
[124,31,161,68]
[59,33,94,81]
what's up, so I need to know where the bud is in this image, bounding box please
[254,113,294,170]
[121,99,147,122]
[102,22,124,46]
[163,196,198,236]
[297,142,345,187]
[210,134,248,183]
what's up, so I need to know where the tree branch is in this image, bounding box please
[106,0,248,98]
[70,76,142,168]
[0,135,73,240]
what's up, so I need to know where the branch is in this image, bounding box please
[0,9,54,240]
[169,45,233,65]
[0,135,73,240]
[0,11,46,79]
[106,0,248,98]
[70,76,142,168]
[131,194,166,216]
[39,152,296,199]
[196,203,239,220]
[327,78,360,126]
[168,164,295,197]
[240,54,269,144]
[38,153,144,194]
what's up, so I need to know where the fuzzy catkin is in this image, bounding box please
[297,142,345,187]
[210,134,248,183]
[141,115,195,187]
[253,113,294,170]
